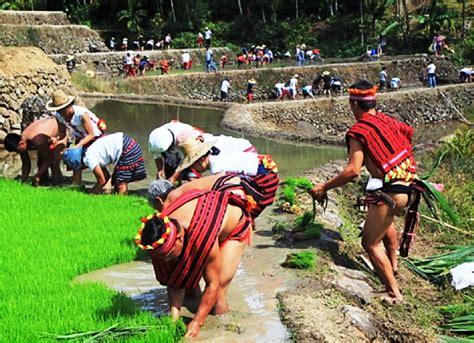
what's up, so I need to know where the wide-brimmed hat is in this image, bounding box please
[46,90,75,111]
[62,146,83,171]
[248,78,257,84]
[322,70,331,76]
[293,74,300,78]
[66,55,75,62]
[176,135,217,172]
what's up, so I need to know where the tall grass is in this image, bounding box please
[0,179,182,342]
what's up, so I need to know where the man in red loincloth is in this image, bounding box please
[136,189,253,338]
[310,80,418,305]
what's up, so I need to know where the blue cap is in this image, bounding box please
[62,146,83,171]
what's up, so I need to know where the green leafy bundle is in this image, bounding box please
[404,246,474,285]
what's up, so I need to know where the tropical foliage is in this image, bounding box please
[0,0,471,63]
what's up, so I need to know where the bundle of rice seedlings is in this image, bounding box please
[282,251,316,270]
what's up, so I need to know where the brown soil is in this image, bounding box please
[0,47,67,76]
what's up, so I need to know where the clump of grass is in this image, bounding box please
[0,179,182,342]
[71,72,116,93]
[283,251,316,270]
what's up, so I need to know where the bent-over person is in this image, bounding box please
[136,189,253,338]
[310,80,418,304]
[5,117,66,186]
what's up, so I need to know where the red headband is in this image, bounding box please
[348,86,377,101]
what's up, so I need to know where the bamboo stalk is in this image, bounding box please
[420,214,473,236]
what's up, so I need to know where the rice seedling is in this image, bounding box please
[0,179,183,342]
[404,246,474,285]
[282,251,316,270]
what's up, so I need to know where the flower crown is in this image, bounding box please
[135,213,173,250]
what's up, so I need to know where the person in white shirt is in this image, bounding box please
[181,50,192,69]
[289,74,299,99]
[204,27,212,47]
[426,61,437,88]
[390,77,401,90]
[149,121,203,181]
[164,34,172,49]
[146,39,154,50]
[220,77,230,101]
[302,85,314,98]
[379,67,388,92]
[63,132,146,194]
[205,47,217,72]
[460,67,472,83]
[274,82,285,98]
[46,89,105,184]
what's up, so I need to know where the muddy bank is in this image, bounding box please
[275,157,442,342]
[223,83,474,144]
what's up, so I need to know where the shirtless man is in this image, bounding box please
[310,80,417,304]
[4,117,65,186]
[137,189,252,338]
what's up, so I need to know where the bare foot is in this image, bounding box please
[380,293,404,305]
[212,301,230,315]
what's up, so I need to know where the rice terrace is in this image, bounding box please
[0,1,473,342]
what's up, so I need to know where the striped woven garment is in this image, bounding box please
[151,189,252,289]
[113,135,147,183]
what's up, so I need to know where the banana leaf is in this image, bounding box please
[420,151,447,180]
[418,179,459,225]
[381,21,400,36]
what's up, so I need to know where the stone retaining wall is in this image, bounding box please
[0,24,108,54]
[222,83,474,144]
[0,47,81,143]
[0,10,69,25]
[118,57,459,102]
[49,47,236,75]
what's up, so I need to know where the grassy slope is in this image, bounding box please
[0,179,182,342]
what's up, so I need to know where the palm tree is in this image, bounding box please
[117,0,148,36]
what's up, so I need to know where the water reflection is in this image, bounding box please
[88,99,346,179]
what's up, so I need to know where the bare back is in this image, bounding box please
[22,117,59,141]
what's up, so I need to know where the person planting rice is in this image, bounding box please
[62,132,146,194]
[46,89,106,185]
[4,117,66,186]
[148,120,204,182]
[148,171,271,218]
[176,134,279,214]
[309,80,419,305]
[136,188,253,338]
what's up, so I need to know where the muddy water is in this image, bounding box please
[77,212,296,342]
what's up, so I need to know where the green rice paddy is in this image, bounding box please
[0,179,182,342]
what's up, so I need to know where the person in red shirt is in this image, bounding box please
[310,80,418,305]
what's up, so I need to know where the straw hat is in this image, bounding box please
[46,90,75,111]
[293,74,300,78]
[248,78,257,84]
[176,135,217,172]
[66,55,75,62]
[322,70,331,76]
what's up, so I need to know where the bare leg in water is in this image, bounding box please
[213,240,246,314]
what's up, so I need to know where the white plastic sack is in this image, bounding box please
[450,262,474,290]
